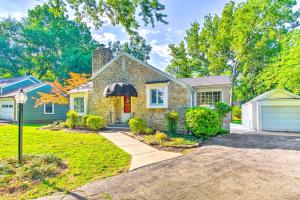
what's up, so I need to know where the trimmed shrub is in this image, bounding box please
[214,102,232,119]
[164,111,179,133]
[82,114,92,127]
[155,131,169,142]
[86,116,106,131]
[66,110,78,129]
[185,107,221,139]
[128,117,147,134]
[145,127,154,135]
[144,135,160,145]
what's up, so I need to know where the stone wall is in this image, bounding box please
[88,55,190,131]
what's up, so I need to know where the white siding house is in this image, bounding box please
[242,89,300,132]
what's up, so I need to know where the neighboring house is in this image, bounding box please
[69,47,231,131]
[242,89,300,132]
[0,76,68,123]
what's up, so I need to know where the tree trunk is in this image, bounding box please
[230,62,238,106]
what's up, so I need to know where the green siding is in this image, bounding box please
[2,79,35,94]
[22,84,68,123]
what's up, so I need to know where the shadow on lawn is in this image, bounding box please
[206,133,300,151]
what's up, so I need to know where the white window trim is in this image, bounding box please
[70,93,88,116]
[73,97,85,115]
[146,83,169,109]
[44,103,54,114]
[194,89,224,108]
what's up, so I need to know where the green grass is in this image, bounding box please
[232,119,242,124]
[0,124,131,199]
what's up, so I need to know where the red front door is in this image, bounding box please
[123,96,131,113]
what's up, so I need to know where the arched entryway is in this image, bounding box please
[103,82,137,124]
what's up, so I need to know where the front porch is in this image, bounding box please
[103,82,138,125]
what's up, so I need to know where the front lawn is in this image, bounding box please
[0,124,131,199]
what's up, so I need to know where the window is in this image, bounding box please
[151,89,164,105]
[74,97,85,113]
[197,91,222,106]
[146,84,168,109]
[44,103,54,114]
[2,104,13,108]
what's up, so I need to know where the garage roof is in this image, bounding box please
[243,89,300,105]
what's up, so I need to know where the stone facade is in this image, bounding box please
[88,54,190,131]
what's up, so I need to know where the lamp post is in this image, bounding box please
[15,89,27,164]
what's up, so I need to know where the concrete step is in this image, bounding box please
[105,124,130,131]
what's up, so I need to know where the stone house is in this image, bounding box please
[68,47,231,131]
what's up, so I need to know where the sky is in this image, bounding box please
[1,0,299,70]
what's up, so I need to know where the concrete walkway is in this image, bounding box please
[99,131,182,170]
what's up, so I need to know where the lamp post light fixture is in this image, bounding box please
[15,89,27,164]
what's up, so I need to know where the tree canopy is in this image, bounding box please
[0,3,154,81]
[108,35,152,61]
[0,4,97,81]
[48,0,168,35]
[167,0,299,103]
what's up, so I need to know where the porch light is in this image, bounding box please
[15,89,27,164]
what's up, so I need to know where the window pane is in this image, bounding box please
[151,89,157,104]
[197,91,222,106]
[45,103,53,113]
[74,97,84,113]
[157,89,164,104]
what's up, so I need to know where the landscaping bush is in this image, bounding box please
[144,135,161,145]
[86,116,106,131]
[128,117,147,134]
[214,102,232,120]
[66,110,79,129]
[82,114,92,127]
[145,127,154,135]
[185,107,221,139]
[155,131,169,142]
[164,111,179,133]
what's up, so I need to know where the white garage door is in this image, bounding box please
[0,101,14,120]
[262,106,300,132]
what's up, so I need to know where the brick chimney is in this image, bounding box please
[92,46,113,74]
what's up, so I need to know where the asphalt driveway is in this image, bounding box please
[40,125,300,200]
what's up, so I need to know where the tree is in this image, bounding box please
[0,4,98,81]
[167,0,299,104]
[256,30,300,95]
[108,35,152,61]
[48,0,168,35]
[0,17,25,77]
[34,72,89,106]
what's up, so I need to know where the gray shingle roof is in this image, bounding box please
[0,76,32,87]
[180,76,231,87]
[0,83,48,98]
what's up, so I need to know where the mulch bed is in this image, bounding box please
[122,131,200,153]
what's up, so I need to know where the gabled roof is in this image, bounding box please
[91,52,190,88]
[243,89,300,105]
[0,83,48,98]
[0,76,40,88]
[180,76,231,87]
[68,81,93,94]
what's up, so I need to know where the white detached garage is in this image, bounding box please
[242,89,300,132]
